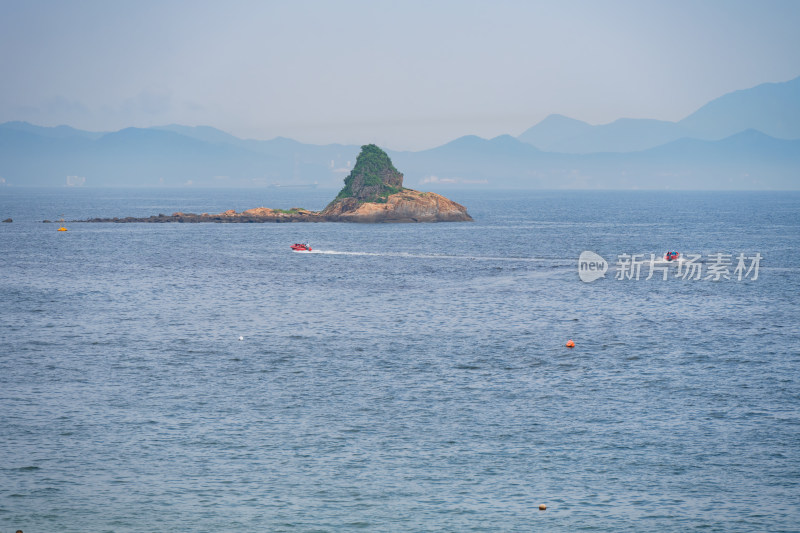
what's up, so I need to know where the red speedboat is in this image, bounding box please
[664,251,680,261]
[291,243,312,252]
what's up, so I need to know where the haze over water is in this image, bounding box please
[1,188,798,531]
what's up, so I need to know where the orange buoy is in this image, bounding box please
[565,339,575,348]
[539,504,547,511]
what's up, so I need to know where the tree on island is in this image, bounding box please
[332,144,404,204]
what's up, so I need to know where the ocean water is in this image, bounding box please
[1,188,799,532]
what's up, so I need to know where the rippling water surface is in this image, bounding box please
[1,188,799,531]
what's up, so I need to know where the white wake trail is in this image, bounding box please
[306,249,558,263]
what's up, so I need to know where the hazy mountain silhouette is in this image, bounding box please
[153,124,243,145]
[0,121,105,140]
[0,76,798,189]
[0,122,358,187]
[518,76,800,153]
[679,77,800,140]
[390,130,800,189]
[517,114,595,152]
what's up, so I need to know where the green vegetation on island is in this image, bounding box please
[333,144,404,204]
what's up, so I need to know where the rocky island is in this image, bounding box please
[79,144,472,223]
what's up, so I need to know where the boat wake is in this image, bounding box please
[306,249,562,263]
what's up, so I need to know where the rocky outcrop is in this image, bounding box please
[321,144,471,222]
[321,189,471,222]
[77,144,472,223]
[80,209,326,223]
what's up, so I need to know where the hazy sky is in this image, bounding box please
[1,0,799,150]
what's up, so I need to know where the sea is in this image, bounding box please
[1,187,799,532]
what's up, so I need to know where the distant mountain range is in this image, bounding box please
[1,76,798,189]
[518,76,800,153]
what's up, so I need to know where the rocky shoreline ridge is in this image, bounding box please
[75,144,472,224]
[78,189,471,223]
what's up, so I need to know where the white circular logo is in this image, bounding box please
[578,251,608,282]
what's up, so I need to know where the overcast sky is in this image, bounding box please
[1,0,798,150]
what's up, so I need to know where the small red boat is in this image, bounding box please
[664,251,680,261]
[291,243,312,252]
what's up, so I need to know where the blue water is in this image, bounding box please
[1,188,799,532]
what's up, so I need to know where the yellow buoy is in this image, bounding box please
[57,226,67,231]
